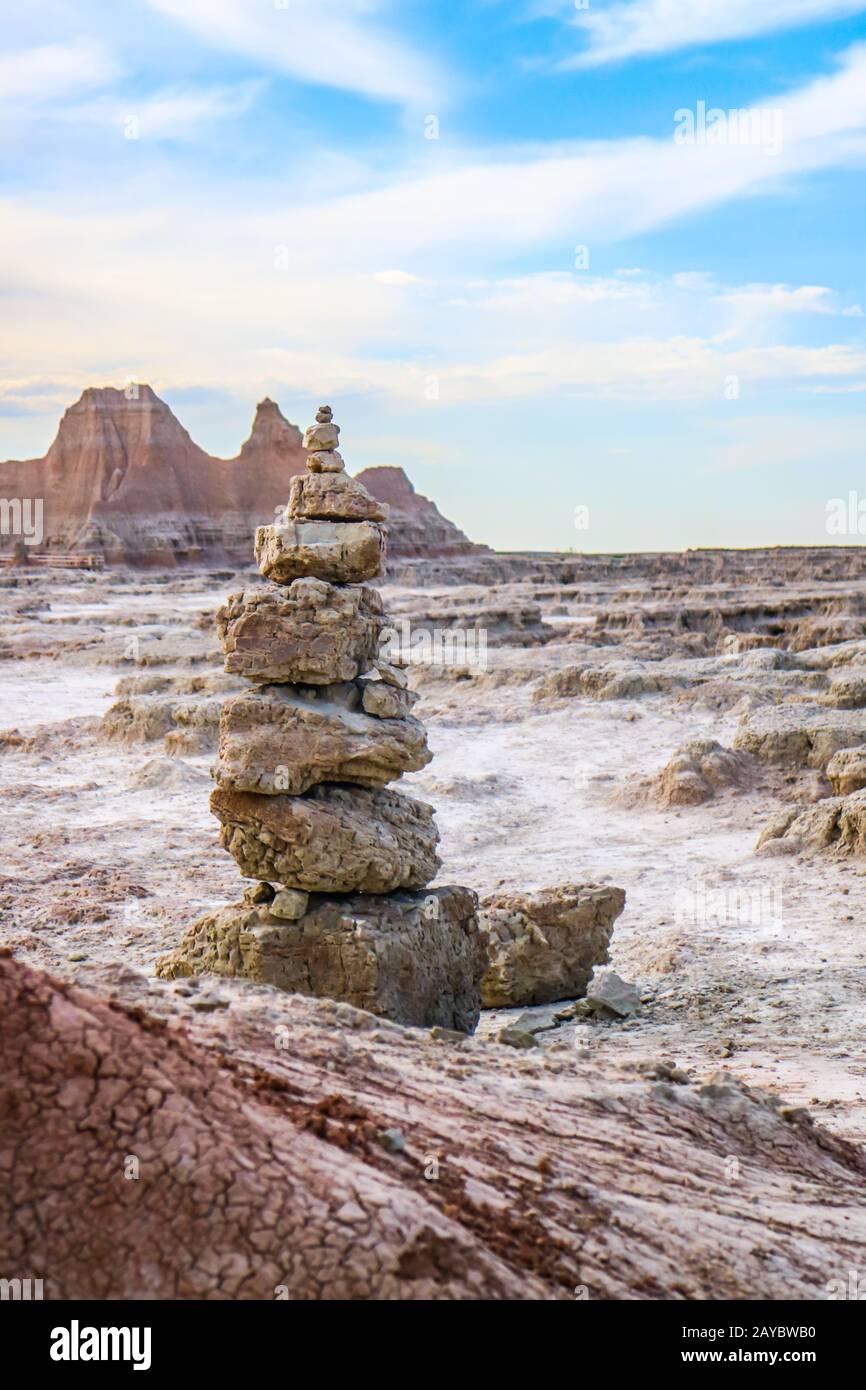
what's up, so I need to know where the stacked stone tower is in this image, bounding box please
[157,407,486,1030]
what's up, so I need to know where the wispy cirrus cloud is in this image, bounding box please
[0,39,864,435]
[223,43,866,280]
[566,0,866,67]
[146,0,446,107]
[715,283,863,316]
[70,81,265,140]
[0,39,120,102]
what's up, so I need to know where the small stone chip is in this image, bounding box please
[495,1026,538,1050]
[430,1026,468,1045]
[373,658,409,689]
[269,889,310,921]
[244,881,275,905]
[587,971,640,1019]
[378,1128,406,1153]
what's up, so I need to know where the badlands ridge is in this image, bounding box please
[3,394,866,1298]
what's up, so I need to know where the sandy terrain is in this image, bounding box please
[2,556,866,1150]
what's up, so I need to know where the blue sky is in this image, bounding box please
[1,0,865,550]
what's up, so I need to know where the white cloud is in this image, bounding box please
[0,48,864,423]
[569,0,866,67]
[716,283,834,314]
[673,272,717,292]
[373,270,423,285]
[0,40,119,102]
[247,45,866,270]
[147,0,445,107]
[446,272,657,309]
[71,81,264,139]
[712,282,866,319]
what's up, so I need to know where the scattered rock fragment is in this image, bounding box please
[756,788,866,856]
[495,1026,538,1049]
[586,971,641,1019]
[479,884,626,1008]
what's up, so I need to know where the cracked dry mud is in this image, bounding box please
[3,949,866,1300]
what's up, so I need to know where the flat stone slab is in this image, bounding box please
[211,783,440,893]
[155,885,485,1031]
[216,579,384,685]
[286,472,388,523]
[213,681,431,795]
[255,519,385,585]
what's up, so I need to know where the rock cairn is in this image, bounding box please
[158,407,486,1030]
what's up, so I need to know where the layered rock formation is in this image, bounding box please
[354,466,489,560]
[733,704,866,770]
[827,746,866,795]
[0,386,306,565]
[158,407,486,1028]
[757,785,866,856]
[0,386,485,567]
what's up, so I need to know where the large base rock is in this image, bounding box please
[479,884,626,1007]
[156,886,484,1030]
[216,579,384,685]
[213,681,431,795]
[211,784,440,893]
[255,519,385,585]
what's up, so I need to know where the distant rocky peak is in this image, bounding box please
[353,466,418,508]
[239,397,302,461]
[67,384,166,419]
[355,464,487,560]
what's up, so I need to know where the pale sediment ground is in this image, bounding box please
[2,561,866,1144]
[412,702,866,1138]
